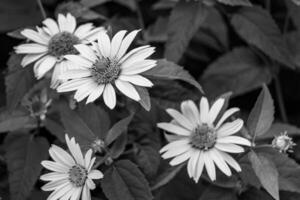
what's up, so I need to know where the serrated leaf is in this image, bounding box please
[0,108,33,133]
[217,0,252,6]
[231,6,294,68]
[5,133,49,200]
[164,0,208,63]
[110,133,127,159]
[248,151,279,200]
[201,47,272,98]
[5,54,35,111]
[258,122,300,140]
[105,114,133,145]
[135,86,151,111]
[198,186,237,200]
[143,59,203,93]
[101,160,153,200]
[257,148,300,193]
[59,100,95,146]
[247,85,274,137]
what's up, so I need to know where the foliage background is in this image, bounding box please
[1,0,300,200]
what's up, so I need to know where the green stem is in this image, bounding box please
[37,0,47,19]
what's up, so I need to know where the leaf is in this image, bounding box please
[5,133,49,200]
[247,84,274,138]
[110,133,127,159]
[248,151,279,200]
[201,47,272,98]
[164,0,208,63]
[285,31,300,69]
[144,17,168,43]
[101,160,153,200]
[5,54,35,111]
[44,118,65,142]
[258,122,300,140]
[0,0,42,31]
[59,100,95,146]
[135,86,151,111]
[198,186,237,200]
[105,113,133,146]
[217,0,252,6]
[286,0,300,30]
[151,164,184,191]
[231,6,294,68]
[257,148,300,193]
[0,108,33,133]
[143,59,203,93]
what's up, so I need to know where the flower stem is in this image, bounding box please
[274,74,288,123]
[37,0,47,19]
[135,0,145,40]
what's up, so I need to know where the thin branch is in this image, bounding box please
[135,0,145,40]
[274,74,289,123]
[37,0,47,20]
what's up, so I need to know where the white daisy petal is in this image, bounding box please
[59,69,91,80]
[166,108,194,130]
[187,149,199,178]
[97,31,111,58]
[41,179,69,191]
[121,59,157,75]
[58,14,69,32]
[216,108,240,128]
[66,13,77,33]
[217,119,244,138]
[74,23,94,38]
[88,157,96,172]
[199,97,210,124]
[88,170,104,179]
[162,144,191,159]
[218,151,241,172]
[81,184,91,200]
[195,151,205,182]
[74,44,97,62]
[70,188,82,200]
[34,56,57,79]
[15,43,48,54]
[65,135,85,166]
[209,148,231,177]
[64,55,93,68]
[119,75,153,87]
[41,161,69,173]
[169,150,192,166]
[81,27,105,43]
[21,29,49,45]
[103,84,117,109]
[49,145,75,167]
[42,18,59,35]
[47,183,72,200]
[86,178,96,190]
[118,45,150,65]
[209,98,225,125]
[116,30,140,59]
[157,123,191,136]
[203,152,216,181]
[21,53,46,67]
[57,78,92,92]
[159,139,190,153]
[84,149,93,169]
[214,143,245,153]
[60,187,76,200]
[40,172,69,181]
[86,84,105,104]
[110,30,127,57]
[115,80,140,101]
[180,100,200,128]
[217,136,251,146]
[120,46,155,67]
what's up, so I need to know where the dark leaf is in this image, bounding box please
[198,186,237,200]
[257,122,300,140]
[164,0,208,62]
[5,133,49,200]
[286,0,300,30]
[285,31,300,69]
[5,54,35,111]
[231,6,294,68]
[101,160,153,200]
[105,113,133,145]
[217,0,252,6]
[201,47,272,98]
[44,117,65,142]
[248,151,279,200]
[247,84,274,138]
[143,59,203,93]
[135,86,151,111]
[110,133,127,159]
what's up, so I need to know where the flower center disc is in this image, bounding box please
[90,58,121,84]
[190,124,216,150]
[48,32,80,59]
[68,164,87,187]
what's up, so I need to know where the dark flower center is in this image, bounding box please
[190,124,216,150]
[48,32,80,59]
[68,164,87,187]
[90,58,121,85]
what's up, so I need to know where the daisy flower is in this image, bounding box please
[40,134,103,200]
[14,13,104,88]
[57,30,156,109]
[272,131,296,153]
[157,97,251,182]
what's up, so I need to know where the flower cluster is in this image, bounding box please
[15,13,252,200]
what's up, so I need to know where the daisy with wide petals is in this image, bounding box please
[15,13,104,88]
[40,134,103,200]
[57,30,156,109]
[157,97,251,182]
